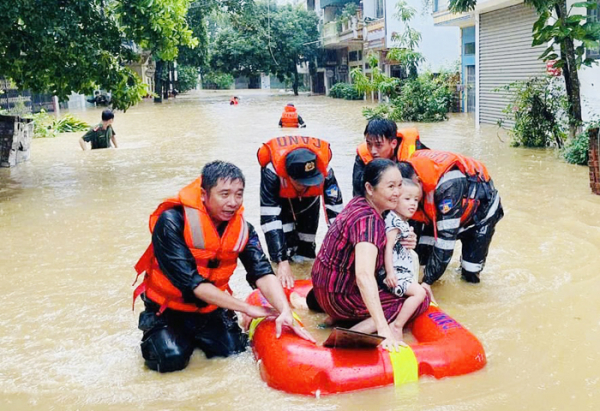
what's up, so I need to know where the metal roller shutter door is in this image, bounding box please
[479,3,547,126]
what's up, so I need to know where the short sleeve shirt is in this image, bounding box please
[384,211,414,280]
[311,196,386,293]
[82,123,114,149]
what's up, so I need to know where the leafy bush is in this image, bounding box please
[27,110,89,138]
[499,77,567,148]
[53,114,89,133]
[562,119,600,165]
[329,83,362,100]
[202,72,234,90]
[351,58,401,100]
[30,110,56,138]
[176,65,199,93]
[388,73,455,122]
[362,104,393,121]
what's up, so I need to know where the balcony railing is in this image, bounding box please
[322,21,340,47]
[339,17,363,43]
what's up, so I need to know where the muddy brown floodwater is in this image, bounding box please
[1,90,599,411]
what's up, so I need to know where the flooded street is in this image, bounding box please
[1,89,600,410]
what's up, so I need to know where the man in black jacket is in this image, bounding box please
[134,161,314,373]
[399,152,503,294]
[258,137,343,288]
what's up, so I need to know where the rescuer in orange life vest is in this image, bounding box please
[398,150,504,295]
[279,103,306,128]
[352,118,429,197]
[132,160,315,373]
[258,136,343,289]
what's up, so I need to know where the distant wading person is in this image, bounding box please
[132,161,314,373]
[279,103,306,128]
[311,159,430,350]
[79,109,118,150]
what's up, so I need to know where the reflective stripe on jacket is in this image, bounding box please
[133,177,248,314]
[408,150,491,237]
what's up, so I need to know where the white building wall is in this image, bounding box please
[476,0,600,122]
[579,67,600,121]
[569,0,600,121]
[386,0,460,72]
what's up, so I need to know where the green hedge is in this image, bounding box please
[202,72,234,90]
[562,120,600,165]
[328,83,362,100]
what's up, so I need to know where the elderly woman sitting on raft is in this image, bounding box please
[311,159,431,350]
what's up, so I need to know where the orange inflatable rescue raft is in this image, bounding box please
[246,279,486,396]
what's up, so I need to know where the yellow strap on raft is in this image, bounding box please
[247,311,304,341]
[248,317,265,341]
[388,346,419,386]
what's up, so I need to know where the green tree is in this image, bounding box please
[114,0,198,102]
[448,0,600,138]
[178,1,255,70]
[176,65,199,93]
[267,4,319,95]
[210,26,271,78]
[0,0,198,111]
[208,2,319,95]
[350,53,401,101]
[387,0,425,78]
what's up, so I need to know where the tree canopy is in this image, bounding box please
[0,0,198,110]
[209,2,319,95]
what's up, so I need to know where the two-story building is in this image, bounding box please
[433,0,600,125]
[307,0,460,95]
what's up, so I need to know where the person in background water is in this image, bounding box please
[279,103,306,128]
[132,161,314,373]
[311,159,430,351]
[87,91,109,106]
[230,96,239,105]
[399,150,503,292]
[352,118,428,197]
[79,109,118,150]
[258,136,343,288]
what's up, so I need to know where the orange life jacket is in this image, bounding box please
[408,150,491,237]
[280,106,299,128]
[356,127,421,164]
[132,177,249,315]
[257,136,332,198]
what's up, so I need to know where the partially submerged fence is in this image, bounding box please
[0,115,33,167]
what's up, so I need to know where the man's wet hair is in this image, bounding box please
[363,118,397,141]
[358,158,397,197]
[398,161,417,180]
[101,109,114,121]
[201,160,246,192]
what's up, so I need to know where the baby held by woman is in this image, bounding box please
[378,177,428,343]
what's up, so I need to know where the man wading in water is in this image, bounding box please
[132,161,314,372]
